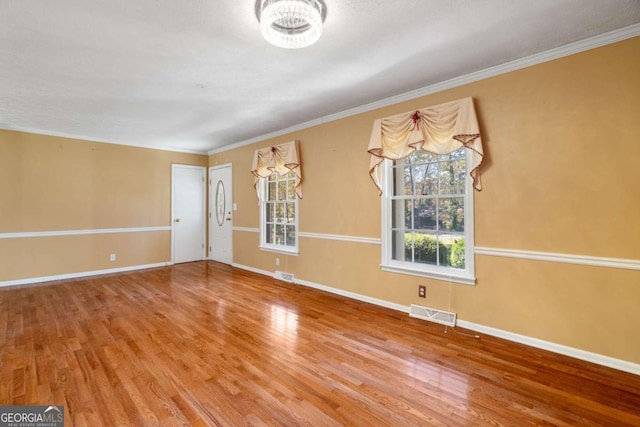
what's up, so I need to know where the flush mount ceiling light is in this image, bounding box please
[255,0,327,49]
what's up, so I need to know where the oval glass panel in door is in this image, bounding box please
[215,180,225,226]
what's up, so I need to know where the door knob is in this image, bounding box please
[175,218,180,223]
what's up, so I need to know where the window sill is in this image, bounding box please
[259,245,299,256]
[381,263,476,285]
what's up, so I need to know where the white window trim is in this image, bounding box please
[380,154,476,286]
[259,245,299,256]
[259,175,299,255]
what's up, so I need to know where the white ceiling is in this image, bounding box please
[1,1,639,154]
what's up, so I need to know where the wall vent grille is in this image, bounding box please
[409,304,456,327]
[274,271,295,283]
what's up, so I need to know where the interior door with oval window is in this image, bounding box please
[209,165,233,264]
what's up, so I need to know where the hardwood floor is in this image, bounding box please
[1,261,639,426]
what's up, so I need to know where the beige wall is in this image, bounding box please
[0,130,207,281]
[210,37,640,364]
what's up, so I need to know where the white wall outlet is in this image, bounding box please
[275,257,280,266]
[233,203,238,211]
[110,254,116,261]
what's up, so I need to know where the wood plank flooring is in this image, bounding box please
[1,261,639,426]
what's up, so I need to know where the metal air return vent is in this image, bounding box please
[274,271,295,283]
[409,304,456,327]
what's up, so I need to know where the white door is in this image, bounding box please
[209,165,233,264]
[172,165,206,263]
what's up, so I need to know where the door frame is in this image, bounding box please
[171,164,207,264]
[209,163,233,264]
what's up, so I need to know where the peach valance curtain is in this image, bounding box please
[251,140,302,199]
[368,97,484,193]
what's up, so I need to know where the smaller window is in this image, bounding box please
[260,171,298,254]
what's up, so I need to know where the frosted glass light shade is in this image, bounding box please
[258,0,326,49]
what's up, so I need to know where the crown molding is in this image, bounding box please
[0,124,208,155]
[208,23,640,156]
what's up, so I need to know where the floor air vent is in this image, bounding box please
[409,304,456,327]
[274,271,295,283]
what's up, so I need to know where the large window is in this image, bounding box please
[260,171,298,254]
[381,148,475,284]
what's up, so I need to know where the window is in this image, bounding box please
[381,148,475,284]
[260,171,298,254]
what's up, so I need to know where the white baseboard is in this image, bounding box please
[230,262,640,376]
[294,277,408,313]
[455,320,640,376]
[0,262,172,288]
[231,263,272,277]
[231,262,406,312]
